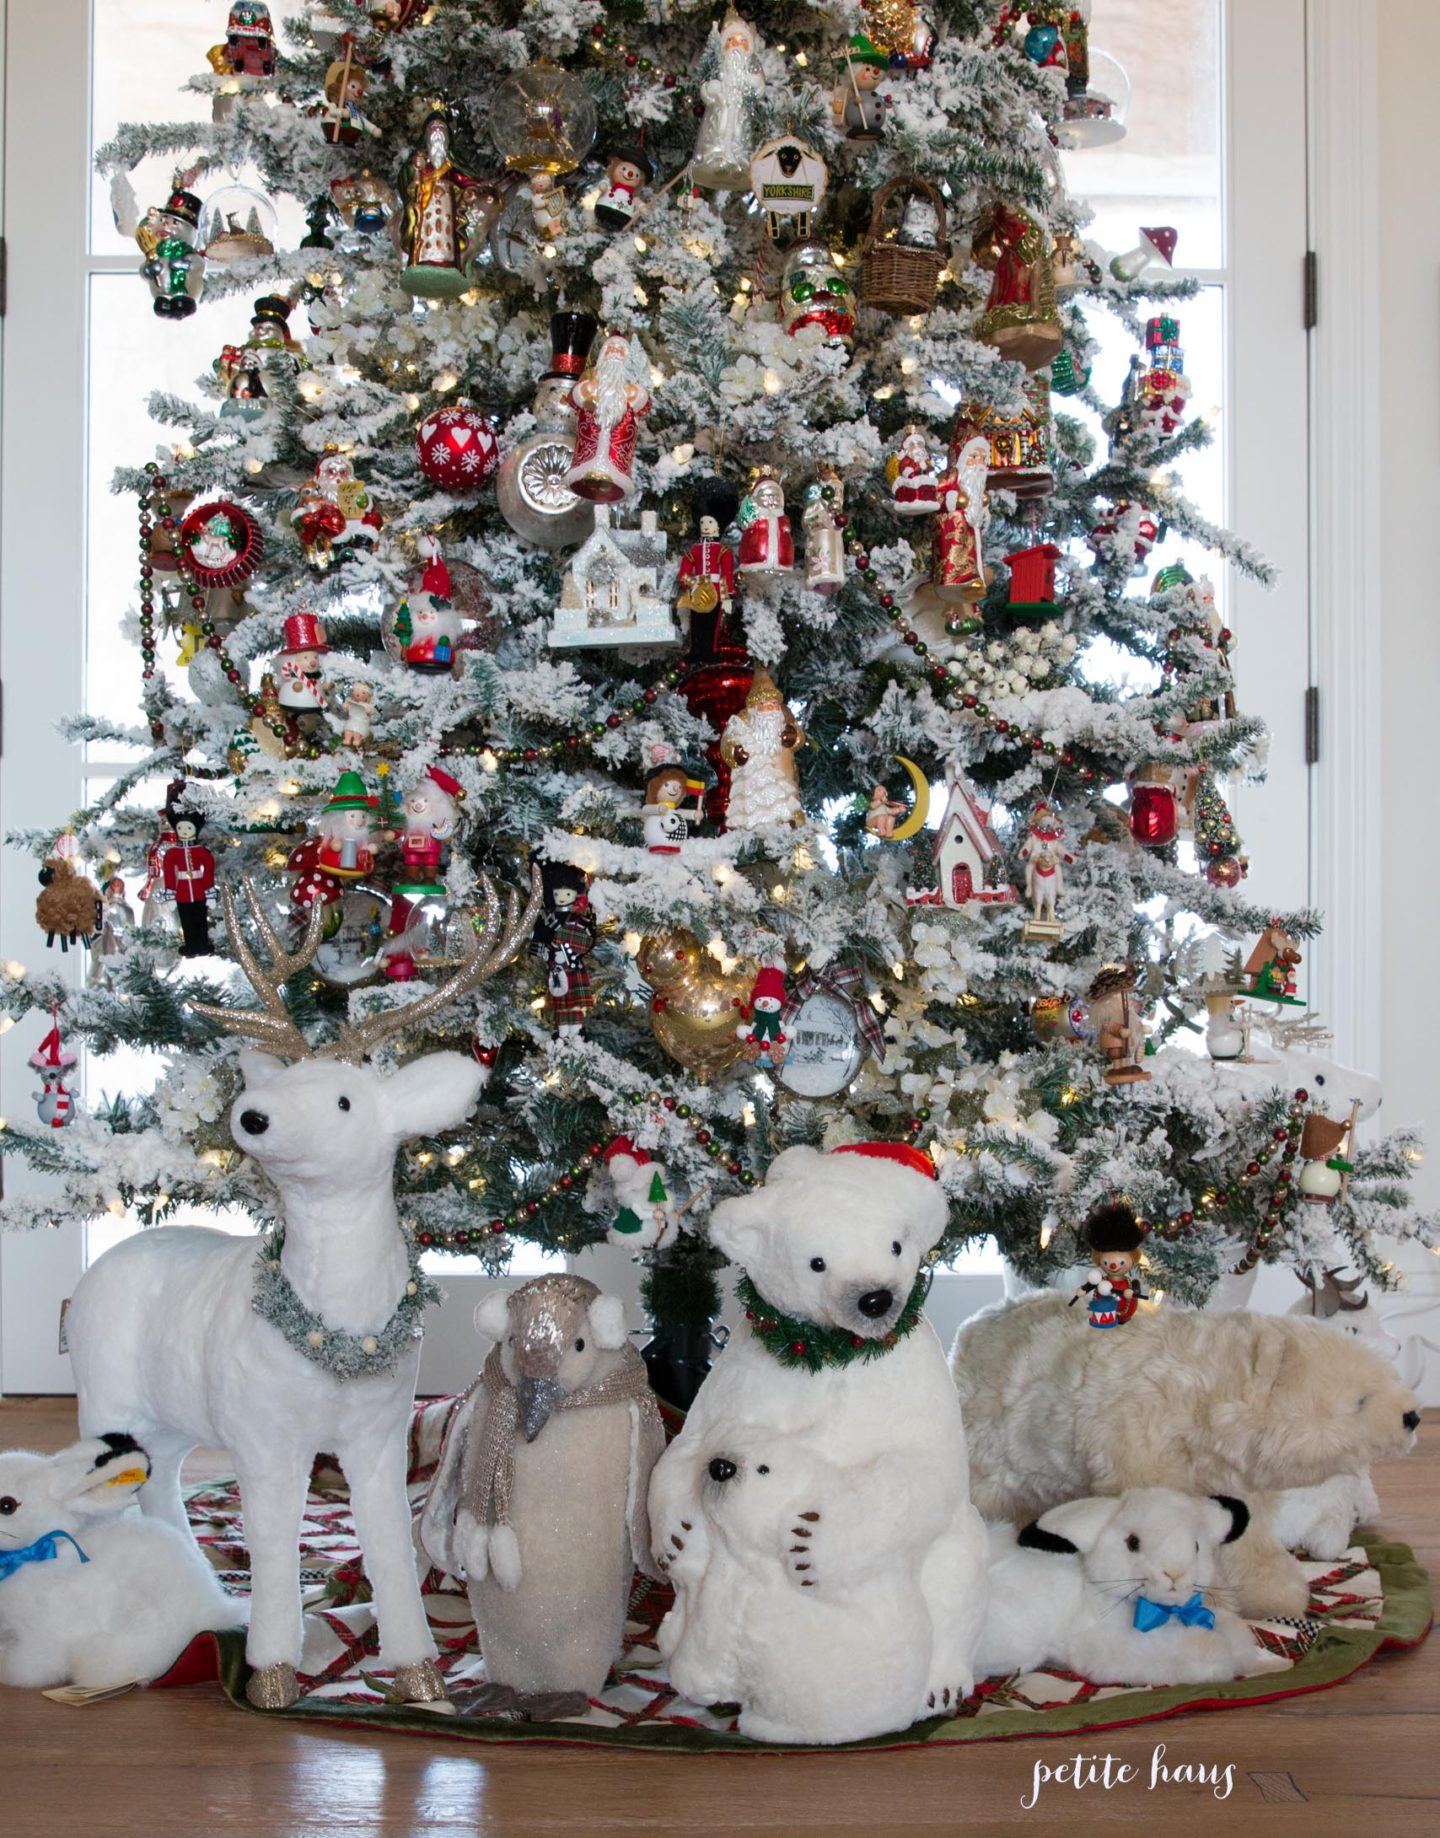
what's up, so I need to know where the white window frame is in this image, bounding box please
[0,0,1323,1396]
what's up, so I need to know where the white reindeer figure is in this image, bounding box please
[66,873,539,1711]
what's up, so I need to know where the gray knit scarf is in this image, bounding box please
[460,1341,658,1532]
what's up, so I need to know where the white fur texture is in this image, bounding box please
[1270,1472,1380,1560]
[0,1439,234,1689]
[649,1146,988,1744]
[974,1488,1289,1687]
[68,1049,486,1679]
[951,1295,1418,1616]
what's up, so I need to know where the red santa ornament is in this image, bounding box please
[738,963,789,1066]
[386,540,464,674]
[29,1009,78,1130]
[737,468,794,576]
[565,330,651,503]
[416,401,500,491]
[399,765,464,875]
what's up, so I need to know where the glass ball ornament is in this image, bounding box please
[378,881,475,980]
[200,183,279,263]
[416,403,500,490]
[1128,777,1179,848]
[188,643,248,707]
[313,883,392,989]
[1206,856,1245,889]
[635,930,754,1083]
[490,64,597,176]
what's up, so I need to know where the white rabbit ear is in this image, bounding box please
[588,1293,628,1351]
[1031,1495,1119,1557]
[474,1291,512,1342]
[51,1435,151,1518]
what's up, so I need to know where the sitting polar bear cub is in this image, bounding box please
[648,1142,987,1745]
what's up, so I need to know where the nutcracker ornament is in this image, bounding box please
[1070,1200,1150,1327]
[273,611,330,717]
[209,3,276,78]
[971,204,1064,372]
[1087,962,1152,1085]
[291,450,383,566]
[738,964,789,1068]
[496,312,597,550]
[887,426,942,516]
[736,468,794,577]
[398,766,464,877]
[780,241,856,347]
[802,471,846,595]
[565,331,651,504]
[595,147,655,231]
[416,403,500,492]
[748,134,829,242]
[136,188,205,318]
[534,861,597,1038]
[160,804,216,958]
[677,476,740,662]
[28,1011,79,1131]
[321,49,380,146]
[932,436,991,604]
[399,109,500,299]
[641,762,706,855]
[693,11,765,190]
[1019,800,1075,942]
[602,1138,679,1251]
[316,772,380,881]
[831,35,892,141]
[720,667,805,832]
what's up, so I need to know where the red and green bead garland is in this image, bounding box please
[435,667,685,769]
[1230,1086,1308,1274]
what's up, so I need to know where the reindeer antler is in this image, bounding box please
[318,865,544,1062]
[189,880,327,1060]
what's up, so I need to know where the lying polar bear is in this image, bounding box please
[951,1294,1418,1617]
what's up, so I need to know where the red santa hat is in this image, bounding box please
[602,1134,651,1169]
[424,765,463,801]
[831,1140,937,1181]
[749,966,787,1007]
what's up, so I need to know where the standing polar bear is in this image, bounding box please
[648,1142,987,1744]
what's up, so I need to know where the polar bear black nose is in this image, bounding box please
[857,1287,894,1319]
[240,1109,269,1136]
[1404,1409,1420,1432]
[707,1457,738,1483]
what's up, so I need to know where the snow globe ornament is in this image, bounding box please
[490,62,597,178]
[136,188,205,318]
[749,134,828,242]
[330,169,400,238]
[496,312,597,550]
[200,183,277,263]
[693,11,765,189]
[178,500,265,588]
[399,109,502,298]
[550,506,678,650]
[1055,8,1130,149]
[595,146,655,230]
[312,884,391,989]
[416,402,499,491]
[774,976,869,1099]
[780,241,855,347]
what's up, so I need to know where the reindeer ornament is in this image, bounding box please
[66,872,540,1712]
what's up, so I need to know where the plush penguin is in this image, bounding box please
[419,1275,664,1709]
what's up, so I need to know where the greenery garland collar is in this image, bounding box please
[735,1269,931,1372]
[253,1227,441,1381]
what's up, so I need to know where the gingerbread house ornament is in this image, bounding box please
[549,505,679,649]
[907,770,1017,908]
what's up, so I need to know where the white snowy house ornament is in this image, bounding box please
[907,771,1016,908]
[549,505,679,649]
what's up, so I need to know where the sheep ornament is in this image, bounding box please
[0,1435,234,1689]
[975,1488,1291,1688]
[420,1275,664,1709]
[648,1142,988,1745]
[67,872,540,1712]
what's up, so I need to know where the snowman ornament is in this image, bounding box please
[601,1137,679,1251]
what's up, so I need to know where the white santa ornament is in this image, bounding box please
[564,331,651,504]
[601,1137,679,1251]
[720,668,805,832]
[692,11,765,189]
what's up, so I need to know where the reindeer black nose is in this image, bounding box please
[707,1457,738,1483]
[1404,1409,1420,1432]
[239,1109,269,1136]
[857,1287,894,1319]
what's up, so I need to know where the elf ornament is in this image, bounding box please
[565,331,651,504]
[416,403,499,492]
[971,204,1064,371]
[398,766,464,877]
[316,772,379,881]
[602,1139,679,1251]
[1087,962,1152,1085]
[888,427,942,516]
[737,468,793,576]
[1071,1200,1151,1327]
[1019,801,1074,942]
[677,477,740,662]
[159,803,216,958]
[802,471,846,595]
[274,612,330,717]
[720,668,805,832]
[534,861,596,1037]
[594,147,654,230]
[29,1011,79,1130]
[738,965,789,1068]
[693,12,765,190]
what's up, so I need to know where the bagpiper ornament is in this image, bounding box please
[677,476,740,663]
[1070,1200,1150,1327]
[737,964,789,1068]
[595,147,655,231]
[1087,962,1152,1084]
[36,837,101,953]
[641,760,706,855]
[496,311,597,550]
[398,765,464,877]
[887,426,942,516]
[399,109,501,299]
[720,667,804,831]
[534,860,597,1037]
[136,188,205,318]
[565,331,651,504]
[736,468,793,576]
[29,1010,79,1130]
[178,500,265,588]
[291,449,383,567]
[971,204,1064,371]
[636,930,752,1081]
[416,402,500,491]
[159,802,216,958]
[802,470,846,595]
[602,1138,679,1251]
[749,134,828,242]
[692,12,765,190]
[274,611,331,717]
[831,35,892,141]
[208,2,276,78]
[780,241,855,347]
[931,435,991,604]
[1019,800,1074,941]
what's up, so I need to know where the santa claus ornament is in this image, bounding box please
[382,542,470,676]
[602,1137,678,1251]
[738,965,788,1068]
[888,426,941,516]
[1070,1200,1150,1328]
[720,667,805,832]
[737,468,793,576]
[416,402,499,491]
[399,765,464,877]
[178,500,265,588]
[565,330,651,503]
[29,1009,78,1130]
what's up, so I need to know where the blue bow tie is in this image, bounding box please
[1133,1591,1215,1633]
[0,1529,90,1583]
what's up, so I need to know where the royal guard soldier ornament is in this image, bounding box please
[677,476,740,661]
[1071,1200,1150,1327]
[159,801,216,958]
[565,330,651,504]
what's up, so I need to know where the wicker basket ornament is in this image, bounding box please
[861,175,948,315]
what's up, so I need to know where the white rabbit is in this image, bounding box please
[0,1435,236,1689]
[974,1488,1292,1687]
[1269,1471,1379,1561]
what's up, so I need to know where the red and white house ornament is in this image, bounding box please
[178,499,265,587]
[907,770,1017,908]
[29,1008,78,1129]
[416,401,499,490]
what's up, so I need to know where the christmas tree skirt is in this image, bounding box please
[173,1399,1431,1752]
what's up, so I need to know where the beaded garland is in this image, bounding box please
[252,1226,440,1378]
[736,1268,931,1372]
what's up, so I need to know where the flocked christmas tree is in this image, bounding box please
[2,0,1435,1398]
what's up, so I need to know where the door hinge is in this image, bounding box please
[1304,685,1320,764]
[1303,250,1318,330]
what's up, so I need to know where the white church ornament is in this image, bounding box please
[907,771,1017,908]
[549,506,679,650]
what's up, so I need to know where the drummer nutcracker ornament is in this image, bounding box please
[398,766,464,876]
[595,146,654,230]
[737,468,794,576]
[802,470,846,595]
[535,860,597,1037]
[1019,800,1074,941]
[1071,1200,1151,1327]
[677,476,740,661]
[316,772,379,880]
[274,611,330,718]
[888,426,942,516]
[160,802,216,958]
[565,330,651,503]
[738,964,789,1067]
[1087,962,1152,1085]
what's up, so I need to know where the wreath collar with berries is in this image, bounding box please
[735,1269,932,1372]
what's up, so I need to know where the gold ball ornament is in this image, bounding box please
[636,930,755,1083]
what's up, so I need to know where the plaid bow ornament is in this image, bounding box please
[781,963,885,1064]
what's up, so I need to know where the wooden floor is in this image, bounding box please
[1,1398,1435,1838]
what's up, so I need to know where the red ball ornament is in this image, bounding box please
[1129,780,1179,847]
[416,402,499,490]
[1205,856,1244,888]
